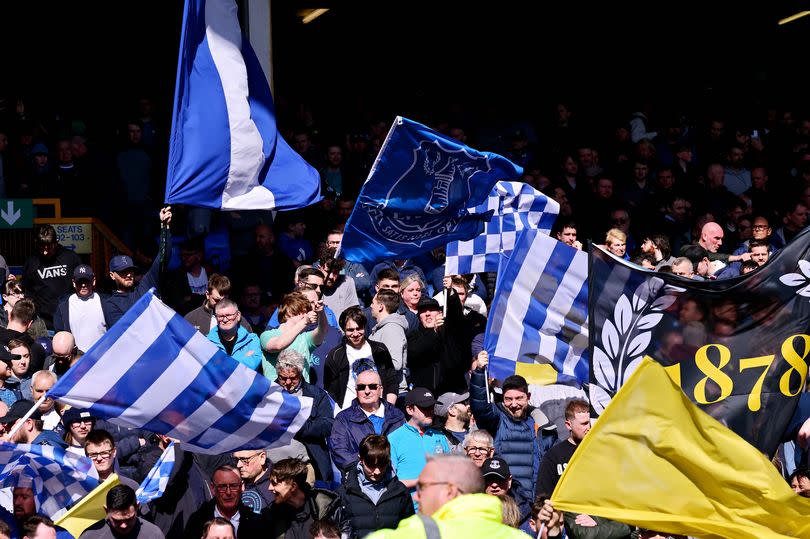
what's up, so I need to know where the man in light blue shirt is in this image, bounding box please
[387,387,450,506]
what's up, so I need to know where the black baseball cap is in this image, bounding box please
[416,297,441,312]
[0,345,20,365]
[481,457,511,480]
[405,387,436,408]
[0,399,42,423]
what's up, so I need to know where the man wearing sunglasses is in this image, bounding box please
[185,466,262,539]
[46,332,78,378]
[330,369,405,472]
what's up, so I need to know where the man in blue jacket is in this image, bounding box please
[206,299,261,370]
[469,352,556,492]
[329,369,405,472]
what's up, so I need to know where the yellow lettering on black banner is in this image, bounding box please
[779,334,810,397]
[656,334,810,413]
[693,344,734,404]
[738,355,775,412]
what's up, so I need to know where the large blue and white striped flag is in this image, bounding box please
[164,0,320,210]
[445,181,559,275]
[48,290,313,454]
[136,442,176,504]
[484,229,588,386]
[0,443,99,520]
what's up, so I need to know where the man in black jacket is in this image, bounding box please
[184,466,263,539]
[336,434,414,538]
[21,225,82,329]
[406,291,466,394]
[269,349,335,485]
[263,458,350,539]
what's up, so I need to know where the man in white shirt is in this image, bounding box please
[53,265,111,351]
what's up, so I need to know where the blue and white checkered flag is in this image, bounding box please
[445,181,559,275]
[136,442,176,504]
[0,442,99,519]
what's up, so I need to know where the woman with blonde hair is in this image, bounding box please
[399,273,426,315]
[605,228,628,259]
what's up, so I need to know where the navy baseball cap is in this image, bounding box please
[109,255,137,273]
[73,264,94,281]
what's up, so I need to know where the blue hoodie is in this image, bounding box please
[206,324,262,370]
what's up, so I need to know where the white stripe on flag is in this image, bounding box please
[167,367,252,441]
[494,233,553,361]
[64,298,166,406]
[127,336,208,426]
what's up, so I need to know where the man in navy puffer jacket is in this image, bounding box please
[469,352,556,491]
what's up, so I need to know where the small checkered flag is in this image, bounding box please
[136,442,176,504]
[0,442,99,519]
[445,181,559,275]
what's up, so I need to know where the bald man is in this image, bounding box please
[367,455,526,538]
[48,332,78,377]
[680,222,750,264]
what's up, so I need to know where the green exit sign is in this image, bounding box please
[0,199,33,229]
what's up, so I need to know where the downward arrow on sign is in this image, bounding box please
[1,201,20,225]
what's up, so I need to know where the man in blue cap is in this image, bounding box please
[105,207,172,325]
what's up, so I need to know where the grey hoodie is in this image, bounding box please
[368,312,409,391]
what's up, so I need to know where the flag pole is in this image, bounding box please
[536,522,545,538]
[6,395,47,438]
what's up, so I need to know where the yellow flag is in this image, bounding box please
[552,358,810,539]
[55,474,121,538]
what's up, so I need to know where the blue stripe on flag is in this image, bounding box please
[138,350,240,435]
[165,0,320,211]
[484,229,588,386]
[90,312,197,419]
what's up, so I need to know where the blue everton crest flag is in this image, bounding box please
[339,117,523,265]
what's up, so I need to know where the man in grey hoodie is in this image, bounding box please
[368,289,409,395]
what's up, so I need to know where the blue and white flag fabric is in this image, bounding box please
[339,117,523,265]
[48,290,313,454]
[135,442,176,504]
[445,181,559,275]
[0,442,99,520]
[164,0,320,211]
[484,229,588,386]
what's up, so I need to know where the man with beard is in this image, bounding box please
[46,331,77,378]
[107,207,172,325]
[387,388,449,498]
[21,226,81,329]
[433,392,470,451]
[78,485,164,539]
[471,352,556,495]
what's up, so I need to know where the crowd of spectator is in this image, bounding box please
[1,95,810,538]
